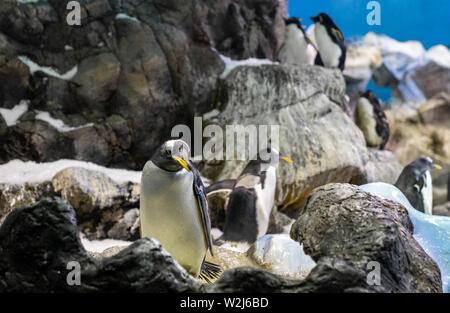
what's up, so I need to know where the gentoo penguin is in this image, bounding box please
[354,90,390,150]
[310,13,346,70]
[395,157,442,215]
[278,17,317,65]
[221,148,293,243]
[140,139,220,281]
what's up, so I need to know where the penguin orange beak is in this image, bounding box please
[280,156,293,163]
[433,164,442,170]
[172,156,191,172]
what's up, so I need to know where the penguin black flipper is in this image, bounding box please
[314,52,324,66]
[187,160,215,256]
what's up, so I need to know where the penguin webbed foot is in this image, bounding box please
[199,261,222,283]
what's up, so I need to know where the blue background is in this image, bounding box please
[288,0,450,101]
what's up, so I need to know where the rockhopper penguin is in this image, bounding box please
[310,13,346,70]
[395,157,442,215]
[278,17,317,65]
[222,148,293,243]
[140,139,220,282]
[354,90,390,150]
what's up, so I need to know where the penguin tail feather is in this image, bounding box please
[199,261,222,283]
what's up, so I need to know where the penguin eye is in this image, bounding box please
[165,149,171,156]
[179,146,183,152]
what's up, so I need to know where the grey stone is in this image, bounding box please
[290,183,442,292]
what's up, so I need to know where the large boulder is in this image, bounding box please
[290,183,442,292]
[0,197,201,292]
[0,0,287,168]
[200,64,369,213]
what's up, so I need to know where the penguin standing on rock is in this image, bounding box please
[310,13,346,70]
[140,139,220,282]
[395,157,442,215]
[354,90,390,150]
[278,17,317,65]
[221,148,293,243]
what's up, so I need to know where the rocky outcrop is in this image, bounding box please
[0,0,287,168]
[0,192,443,292]
[0,197,200,292]
[199,64,368,214]
[354,148,403,185]
[290,183,442,292]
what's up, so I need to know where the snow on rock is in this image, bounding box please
[426,45,450,68]
[0,100,29,126]
[247,234,316,279]
[80,233,132,253]
[360,182,450,293]
[18,56,78,81]
[0,159,142,185]
[363,32,425,59]
[115,13,140,23]
[216,50,277,79]
[35,110,94,132]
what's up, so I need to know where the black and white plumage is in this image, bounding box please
[278,17,316,65]
[310,13,346,71]
[140,139,220,282]
[395,157,442,215]
[221,148,292,243]
[354,90,390,150]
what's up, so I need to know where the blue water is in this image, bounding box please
[288,0,450,101]
[361,183,450,293]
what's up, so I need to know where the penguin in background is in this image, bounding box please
[310,13,346,71]
[354,90,390,150]
[278,17,317,65]
[140,139,220,282]
[221,148,293,243]
[395,157,442,215]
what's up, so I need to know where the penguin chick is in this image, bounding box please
[140,139,220,282]
[222,148,293,243]
[278,17,317,65]
[395,157,442,215]
[310,13,346,70]
[354,90,390,150]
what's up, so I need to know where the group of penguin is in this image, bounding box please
[139,139,441,282]
[281,13,390,150]
[137,13,441,283]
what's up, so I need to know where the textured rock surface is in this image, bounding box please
[290,183,442,292]
[200,64,368,213]
[354,148,403,185]
[0,181,54,224]
[0,197,200,292]
[0,0,287,168]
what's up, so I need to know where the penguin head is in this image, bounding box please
[285,17,304,29]
[253,148,293,167]
[310,13,333,26]
[151,139,191,172]
[396,157,441,192]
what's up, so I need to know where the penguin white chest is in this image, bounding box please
[279,24,311,65]
[140,161,207,276]
[314,23,341,68]
[423,171,433,215]
[355,98,383,147]
[255,166,277,238]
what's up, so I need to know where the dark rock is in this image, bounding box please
[290,183,442,292]
[0,0,288,169]
[0,197,200,292]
